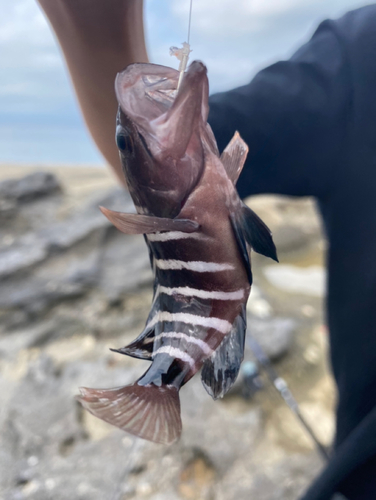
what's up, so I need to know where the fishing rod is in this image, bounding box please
[246,334,330,462]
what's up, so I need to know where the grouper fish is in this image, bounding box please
[77,61,278,445]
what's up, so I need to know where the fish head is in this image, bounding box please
[115,61,210,217]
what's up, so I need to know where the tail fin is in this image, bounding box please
[76,383,182,445]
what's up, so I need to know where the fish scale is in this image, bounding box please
[77,61,278,444]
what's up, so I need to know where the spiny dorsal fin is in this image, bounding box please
[100,206,199,235]
[220,131,248,185]
[201,305,247,400]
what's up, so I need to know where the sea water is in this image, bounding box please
[0,121,104,166]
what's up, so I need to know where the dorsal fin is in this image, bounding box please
[201,305,247,400]
[220,131,248,185]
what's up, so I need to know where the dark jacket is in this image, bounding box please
[209,5,376,499]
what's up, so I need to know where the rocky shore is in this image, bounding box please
[0,165,335,500]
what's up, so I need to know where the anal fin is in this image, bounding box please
[100,206,199,235]
[201,305,247,400]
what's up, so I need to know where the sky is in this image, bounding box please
[0,0,372,165]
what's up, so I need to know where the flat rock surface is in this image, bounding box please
[0,165,335,500]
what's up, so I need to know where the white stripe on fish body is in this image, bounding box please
[155,259,234,272]
[147,231,204,242]
[146,312,232,334]
[152,346,196,368]
[159,285,244,301]
[144,331,214,356]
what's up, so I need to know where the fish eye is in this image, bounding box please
[116,126,134,155]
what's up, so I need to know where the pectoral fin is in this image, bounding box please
[201,305,247,400]
[100,207,199,235]
[220,132,249,185]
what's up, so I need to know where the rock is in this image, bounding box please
[0,247,101,328]
[0,187,132,280]
[180,378,262,474]
[98,229,152,302]
[0,172,61,203]
[0,273,87,315]
[38,188,124,252]
[41,211,108,252]
[247,285,273,318]
[90,186,134,213]
[214,452,323,500]
[0,348,148,500]
[0,197,17,220]
[0,234,48,279]
[178,451,216,500]
[272,224,313,253]
[264,264,326,297]
[0,187,137,326]
[246,316,297,360]
[0,170,333,500]
[0,355,83,489]
[0,321,57,357]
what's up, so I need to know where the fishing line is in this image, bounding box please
[187,0,193,44]
[170,0,193,90]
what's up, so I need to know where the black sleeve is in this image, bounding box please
[208,19,351,200]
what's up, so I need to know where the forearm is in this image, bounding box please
[38,0,148,182]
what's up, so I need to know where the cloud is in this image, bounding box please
[171,0,311,36]
[147,0,371,93]
[0,0,76,119]
[0,0,372,121]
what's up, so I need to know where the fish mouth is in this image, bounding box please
[142,61,208,111]
[115,61,208,131]
[142,75,177,108]
[115,61,209,162]
[115,63,179,124]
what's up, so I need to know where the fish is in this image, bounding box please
[76,61,278,445]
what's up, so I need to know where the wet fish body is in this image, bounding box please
[77,61,277,444]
